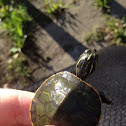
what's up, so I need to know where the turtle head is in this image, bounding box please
[76,49,98,80]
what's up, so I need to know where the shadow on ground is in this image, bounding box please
[20,0,87,61]
[111,0,126,18]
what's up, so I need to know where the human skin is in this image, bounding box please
[0,88,35,126]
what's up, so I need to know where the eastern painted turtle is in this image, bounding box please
[30,49,102,126]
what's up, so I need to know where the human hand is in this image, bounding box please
[0,88,35,126]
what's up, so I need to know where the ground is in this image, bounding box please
[0,0,126,90]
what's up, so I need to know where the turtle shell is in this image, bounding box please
[30,71,102,126]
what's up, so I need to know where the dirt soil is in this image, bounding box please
[0,0,126,89]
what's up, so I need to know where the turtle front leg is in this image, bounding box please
[99,91,113,105]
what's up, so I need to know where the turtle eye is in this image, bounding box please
[92,49,98,59]
[84,49,90,53]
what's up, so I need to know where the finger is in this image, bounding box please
[0,89,35,126]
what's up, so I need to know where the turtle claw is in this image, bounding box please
[99,91,113,105]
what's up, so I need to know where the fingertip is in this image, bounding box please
[0,89,35,126]
[16,90,35,125]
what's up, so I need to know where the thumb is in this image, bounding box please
[0,89,35,126]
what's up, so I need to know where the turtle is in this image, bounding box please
[30,49,108,126]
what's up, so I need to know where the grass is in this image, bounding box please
[0,52,30,86]
[44,0,68,16]
[0,0,31,80]
[8,53,29,77]
[85,28,106,44]
[93,0,113,12]
[0,2,31,49]
[85,16,126,46]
